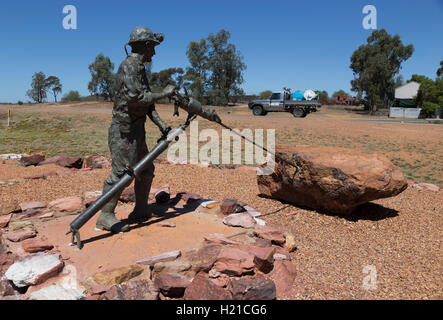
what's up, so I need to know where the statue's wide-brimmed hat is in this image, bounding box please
[128,26,164,46]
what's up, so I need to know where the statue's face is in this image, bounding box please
[143,43,156,63]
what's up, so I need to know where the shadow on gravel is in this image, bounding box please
[347,203,399,221]
[258,194,399,222]
[79,194,201,246]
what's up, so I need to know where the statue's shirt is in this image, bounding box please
[112,53,152,133]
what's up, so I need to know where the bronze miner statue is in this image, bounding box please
[95,26,221,233]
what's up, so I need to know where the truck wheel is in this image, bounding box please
[253,105,264,116]
[292,108,305,118]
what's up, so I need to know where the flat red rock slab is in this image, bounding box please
[22,239,54,253]
[204,233,238,245]
[154,273,191,298]
[19,202,46,212]
[270,260,297,297]
[0,214,12,228]
[213,247,255,276]
[254,225,286,245]
[6,230,37,242]
[228,277,276,300]
[184,275,232,300]
[136,250,181,266]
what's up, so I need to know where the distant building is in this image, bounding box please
[394,81,420,100]
[389,81,421,118]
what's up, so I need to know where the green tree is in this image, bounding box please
[184,30,246,106]
[45,76,62,102]
[185,39,209,103]
[420,101,440,118]
[350,29,414,111]
[412,69,443,117]
[26,72,48,103]
[415,78,443,106]
[150,67,184,90]
[332,90,348,97]
[407,74,430,84]
[88,53,115,101]
[62,90,81,102]
[229,87,245,104]
[207,29,246,105]
[258,90,272,100]
[317,90,329,104]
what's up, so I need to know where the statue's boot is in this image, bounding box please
[96,184,129,233]
[128,176,153,221]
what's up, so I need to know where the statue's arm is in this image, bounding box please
[141,91,169,105]
[147,105,170,133]
[121,64,170,105]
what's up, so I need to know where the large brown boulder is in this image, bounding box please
[257,146,407,214]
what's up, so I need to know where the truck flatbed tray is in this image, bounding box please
[285,100,321,106]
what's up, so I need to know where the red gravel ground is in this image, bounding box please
[0,102,442,299]
[1,161,441,299]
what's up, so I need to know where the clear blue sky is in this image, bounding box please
[0,0,442,102]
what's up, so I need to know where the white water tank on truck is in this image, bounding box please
[303,90,317,101]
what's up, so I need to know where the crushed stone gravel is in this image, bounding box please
[1,161,441,299]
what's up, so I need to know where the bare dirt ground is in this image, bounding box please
[0,102,442,299]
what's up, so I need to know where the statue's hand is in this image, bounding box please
[162,85,176,98]
[161,126,172,136]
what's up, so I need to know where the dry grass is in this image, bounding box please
[1,102,441,186]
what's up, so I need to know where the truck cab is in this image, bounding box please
[268,91,292,111]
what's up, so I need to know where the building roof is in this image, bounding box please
[395,81,420,99]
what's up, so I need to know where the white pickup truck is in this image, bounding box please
[248,90,321,118]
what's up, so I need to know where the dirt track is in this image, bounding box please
[1,102,442,299]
